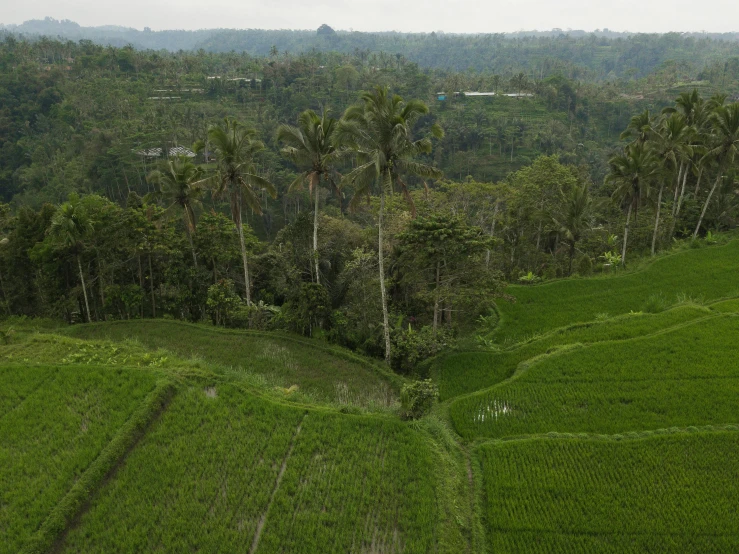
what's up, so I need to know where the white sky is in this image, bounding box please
[3,0,738,33]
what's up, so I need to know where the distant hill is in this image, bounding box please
[2,17,739,74]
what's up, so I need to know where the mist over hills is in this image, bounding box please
[2,17,739,74]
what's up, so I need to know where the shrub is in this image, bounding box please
[206,280,240,326]
[400,379,439,420]
[577,255,593,276]
[390,325,453,375]
[642,293,670,314]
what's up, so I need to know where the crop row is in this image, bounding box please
[0,365,55,417]
[59,384,438,553]
[450,316,739,439]
[437,304,710,399]
[0,365,158,554]
[494,239,739,344]
[477,432,739,552]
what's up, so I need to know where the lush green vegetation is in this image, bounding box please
[450,313,739,439]
[478,431,739,552]
[65,319,398,406]
[436,302,711,399]
[494,239,739,343]
[58,384,437,553]
[0,365,158,553]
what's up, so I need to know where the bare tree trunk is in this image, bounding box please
[313,180,320,284]
[185,222,198,267]
[433,261,440,333]
[674,162,689,222]
[694,171,723,239]
[485,202,499,268]
[672,162,684,216]
[693,167,704,196]
[651,183,664,256]
[378,192,391,364]
[97,256,106,321]
[237,209,251,305]
[148,253,156,318]
[622,204,632,266]
[77,254,92,323]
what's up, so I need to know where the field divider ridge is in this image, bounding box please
[20,378,176,554]
[472,422,739,448]
[449,312,725,404]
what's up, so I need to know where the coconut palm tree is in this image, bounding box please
[650,113,693,253]
[337,86,443,363]
[607,142,660,265]
[146,155,205,267]
[548,183,598,275]
[620,110,653,144]
[277,110,340,284]
[49,194,94,322]
[208,118,276,304]
[694,103,739,239]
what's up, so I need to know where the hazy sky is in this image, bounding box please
[4,0,738,33]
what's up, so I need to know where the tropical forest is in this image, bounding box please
[2,18,739,553]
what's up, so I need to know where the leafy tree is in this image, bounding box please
[146,155,205,266]
[277,110,339,284]
[337,86,443,362]
[47,194,94,322]
[208,118,276,304]
[547,183,598,275]
[607,143,660,265]
[694,103,739,238]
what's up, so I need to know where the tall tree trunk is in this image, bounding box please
[378,192,391,364]
[313,178,320,284]
[651,183,664,256]
[674,162,689,222]
[148,253,156,318]
[138,254,144,318]
[485,203,499,268]
[568,240,576,275]
[693,171,723,239]
[622,203,632,266]
[77,254,91,323]
[433,261,440,333]
[97,256,106,321]
[236,205,252,305]
[185,221,198,268]
[693,167,704,196]
[672,162,684,216]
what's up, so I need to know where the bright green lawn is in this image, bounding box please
[494,240,739,344]
[450,315,739,439]
[0,365,157,554]
[478,432,739,553]
[65,320,397,407]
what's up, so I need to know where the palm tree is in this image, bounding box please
[620,110,653,144]
[49,194,94,322]
[548,183,597,275]
[208,118,276,304]
[337,86,443,363]
[607,142,660,265]
[277,110,340,284]
[146,155,205,267]
[694,103,739,239]
[650,113,693,253]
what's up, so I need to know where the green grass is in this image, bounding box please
[65,320,398,408]
[477,431,739,553]
[0,365,158,554]
[436,304,711,400]
[494,240,739,344]
[59,384,438,553]
[450,315,739,439]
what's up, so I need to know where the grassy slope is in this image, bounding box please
[59,384,438,554]
[0,365,157,554]
[65,320,398,408]
[478,432,739,553]
[451,314,739,439]
[494,240,739,344]
[436,303,711,400]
